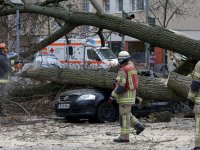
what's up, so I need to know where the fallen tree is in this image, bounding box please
[20,67,181,102]
[0,0,197,106]
[167,71,191,100]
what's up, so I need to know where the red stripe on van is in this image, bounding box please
[49,43,82,46]
[60,60,105,64]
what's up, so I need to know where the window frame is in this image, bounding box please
[82,0,89,12]
[130,0,145,11]
[117,0,123,11]
[104,0,110,12]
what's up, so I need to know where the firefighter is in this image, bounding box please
[108,51,145,143]
[0,43,11,116]
[188,61,200,150]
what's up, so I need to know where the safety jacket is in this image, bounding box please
[111,62,137,104]
[188,61,200,104]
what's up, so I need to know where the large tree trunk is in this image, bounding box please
[20,68,180,102]
[0,5,200,59]
[167,71,191,100]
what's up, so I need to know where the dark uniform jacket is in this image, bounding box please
[0,53,11,80]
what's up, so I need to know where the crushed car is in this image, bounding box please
[55,88,173,123]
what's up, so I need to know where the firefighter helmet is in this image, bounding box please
[0,43,6,48]
[118,51,130,64]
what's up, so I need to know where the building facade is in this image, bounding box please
[82,0,200,71]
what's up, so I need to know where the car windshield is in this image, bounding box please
[98,48,117,59]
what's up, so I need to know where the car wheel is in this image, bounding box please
[97,102,117,123]
[172,102,181,113]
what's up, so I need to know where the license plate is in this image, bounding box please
[58,104,70,109]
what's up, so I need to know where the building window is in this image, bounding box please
[131,0,144,11]
[81,25,90,33]
[117,0,123,11]
[104,0,110,12]
[82,0,89,12]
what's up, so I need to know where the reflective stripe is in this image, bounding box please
[128,70,137,75]
[116,77,126,84]
[0,79,9,84]
[194,72,200,79]
[195,97,200,104]
[128,74,134,89]
[121,115,129,134]
[118,98,135,104]
[117,90,136,104]
[121,128,130,134]
[188,92,196,98]
[111,91,119,98]
[11,60,15,65]
[122,115,126,128]
[127,70,137,90]
[122,78,126,84]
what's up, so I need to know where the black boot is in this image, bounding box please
[113,137,129,143]
[134,123,145,135]
[192,147,200,150]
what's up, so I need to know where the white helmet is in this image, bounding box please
[118,51,130,64]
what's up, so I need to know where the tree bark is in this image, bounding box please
[20,68,180,102]
[167,71,191,100]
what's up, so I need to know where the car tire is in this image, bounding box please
[97,102,117,123]
[172,102,181,113]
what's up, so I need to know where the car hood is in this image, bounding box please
[59,88,112,97]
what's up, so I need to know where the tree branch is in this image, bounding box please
[97,28,105,47]
[166,2,186,27]
[89,0,103,16]
[39,0,67,6]
[20,23,76,58]
[0,5,200,60]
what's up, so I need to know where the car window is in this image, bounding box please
[87,49,101,61]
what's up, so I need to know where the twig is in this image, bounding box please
[150,138,178,147]
[5,100,31,118]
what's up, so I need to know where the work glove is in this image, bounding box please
[135,95,143,109]
[108,96,115,104]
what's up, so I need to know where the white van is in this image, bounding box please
[40,38,118,70]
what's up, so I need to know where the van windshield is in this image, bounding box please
[98,48,117,59]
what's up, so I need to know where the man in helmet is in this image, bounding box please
[188,61,200,150]
[0,43,11,116]
[108,51,145,143]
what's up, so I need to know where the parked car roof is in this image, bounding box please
[34,53,62,68]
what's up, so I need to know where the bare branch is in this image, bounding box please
[97,28,105,47]
[21,0,26,5]
[150,9,162,26]
[20,23,77,58]
[166,1,187,27]
[89,0,103,16]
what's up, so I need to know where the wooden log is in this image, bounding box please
[20,68,181,102]
[167,71,191,100]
